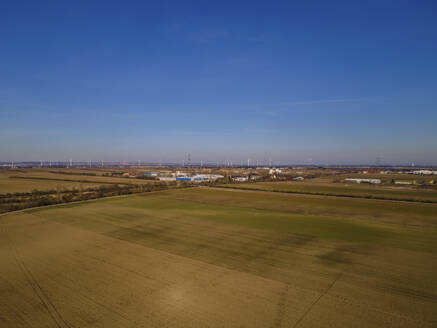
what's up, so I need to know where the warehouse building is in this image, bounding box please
[344,178,381,184]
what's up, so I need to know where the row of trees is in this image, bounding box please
[48,170,98,176]
[0,182,189,213]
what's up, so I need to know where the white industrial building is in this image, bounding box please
[233,176,249,182]
[413,170,437,175]
[394,180,414,185]
[344,178,381,184]
[269,168,282,175]
[158,173,224,182]
[196,174,224,180]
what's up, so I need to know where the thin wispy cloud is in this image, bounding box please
[283,98,362,106]
[240,98,365,117]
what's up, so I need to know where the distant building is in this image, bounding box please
[394,180,414,185]
[413,170,434,175]
[158,177,176,181]
[362,169,380,174]
[159,173,224,182]
[144,172,160,177]
[344,178,381,184]
[176,177,192,181]
[269,168,282,175]
[196,174,224,181]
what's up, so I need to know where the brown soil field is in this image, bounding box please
[1,188,436,327]
[223,180,437,202]
[0,173,104,194]
[311,172,436,183]
[0,169,155,194]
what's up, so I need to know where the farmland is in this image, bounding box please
[1,187,436,327]
[312,172,436,184]
[222,181,437,203]
[0,169,154,194]
[0,170,105,194]
[0,168,175,213]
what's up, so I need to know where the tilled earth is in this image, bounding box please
[1,188,436,327]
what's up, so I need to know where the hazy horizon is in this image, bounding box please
[1,1,436,164]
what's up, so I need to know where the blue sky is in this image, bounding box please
[1,1,436,164]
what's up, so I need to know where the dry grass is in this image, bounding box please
[0,172,102,193]
[222,180,437,202]
[312,172,436,183]
[1,188,436,327]
[0,169,155,194]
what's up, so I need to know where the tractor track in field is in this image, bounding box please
[0,218,73,328]
[292,269,344,328]
[273,284,289,328]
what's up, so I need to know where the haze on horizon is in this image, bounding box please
[1,1,436,165]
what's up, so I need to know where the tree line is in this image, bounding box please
[0,182,191,213]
